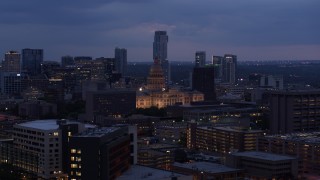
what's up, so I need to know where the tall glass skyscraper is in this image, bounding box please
[195,51,206,67]
[114,47,127,76]
[22,48,43,75]
[153,31,170,85]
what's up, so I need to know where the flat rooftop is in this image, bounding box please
[118,165,191,180]
[76,127,120,137]
[231,151,296,161]
[16,119,88,131]
[173,162,240,174]
[16,119,60,130]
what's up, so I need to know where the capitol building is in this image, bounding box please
[136,59,204,108]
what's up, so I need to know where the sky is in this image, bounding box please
[0,0,319,62]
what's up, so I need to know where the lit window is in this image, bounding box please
[77,149,81,154]
[76,171,81,176]
[53,132,59,136]
[71,164,78,168]
[76,157,81,162]
[70,157,75,161]
[68,132,72,137]
[71,149,76,154]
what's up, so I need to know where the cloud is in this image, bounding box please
[0,0,319,61]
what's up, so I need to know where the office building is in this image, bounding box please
[268,90,320,134]
[86,89,136,121]
[22,49,43,75]
[227,151,298,179]
[0,72,27,95]
[18,100,57,119]
[11,120,87,179]
[61,56,74,67]
[192,66,216,101]
[2,51,20,73]
[257,132,320,177]
[222,54,237,84]
[68,126,131,180]
[260,75,283,89]
[212,55,223,82]
[195,51,206,67]
[171,162,244,180]
[187,124,264,154]
[153,31,170,85]
[115,47,127,76]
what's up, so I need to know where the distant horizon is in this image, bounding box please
[0,1,319,62]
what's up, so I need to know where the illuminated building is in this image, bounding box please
[11,120,86,179]
[187,123,264,154]
[268,90,320,134]
[137,59,204,108]
[68,127,131,180]
[257,132,320,177]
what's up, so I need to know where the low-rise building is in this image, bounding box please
[226,151,298,179]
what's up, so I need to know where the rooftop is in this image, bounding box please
[16,119,86,131]
[76,127,120,137]
[173,162,240,174]
[17,119,60,130]
[264,132,320,144]
[231,151,296,161]
[118,165,191,180]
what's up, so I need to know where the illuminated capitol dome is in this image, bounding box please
[146,59,165,91]
[136,59,204,108]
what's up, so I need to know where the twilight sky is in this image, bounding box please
[0,0,319,62]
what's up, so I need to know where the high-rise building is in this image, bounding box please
[268,90,320,134]
[0,72,27,95]
[2,51,20,73]
[212,55,223,82]
[22,49,43,75]
[222,54,237,84]
[195,51,206,67]
[11,120,87,179]
[153,31,170,85]
[68,126,131,180]
[192,66,216,101]
[115,47,127,76]
[61,56,74,67]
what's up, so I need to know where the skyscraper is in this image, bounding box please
[195,51,206,67]
[212,55,223,82]
[22,48,43,75]
[61,55,74,67]
[2,51,20,73]
[114,47,127,76]
[153,31,170,85]
[192,66,216,101]
[222,54,237,84]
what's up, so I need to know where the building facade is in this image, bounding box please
[195,51,206,67]
[153,31,170,85]
[22,49,43,75]
[268,90,320,134]
[222,54,237,84]
[257,132,320,177]
[2,51,20,73]
[68,127,131,180]
[192,66,216,101]
[115,47,127,76]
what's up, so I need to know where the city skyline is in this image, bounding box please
[0,0,319,62]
